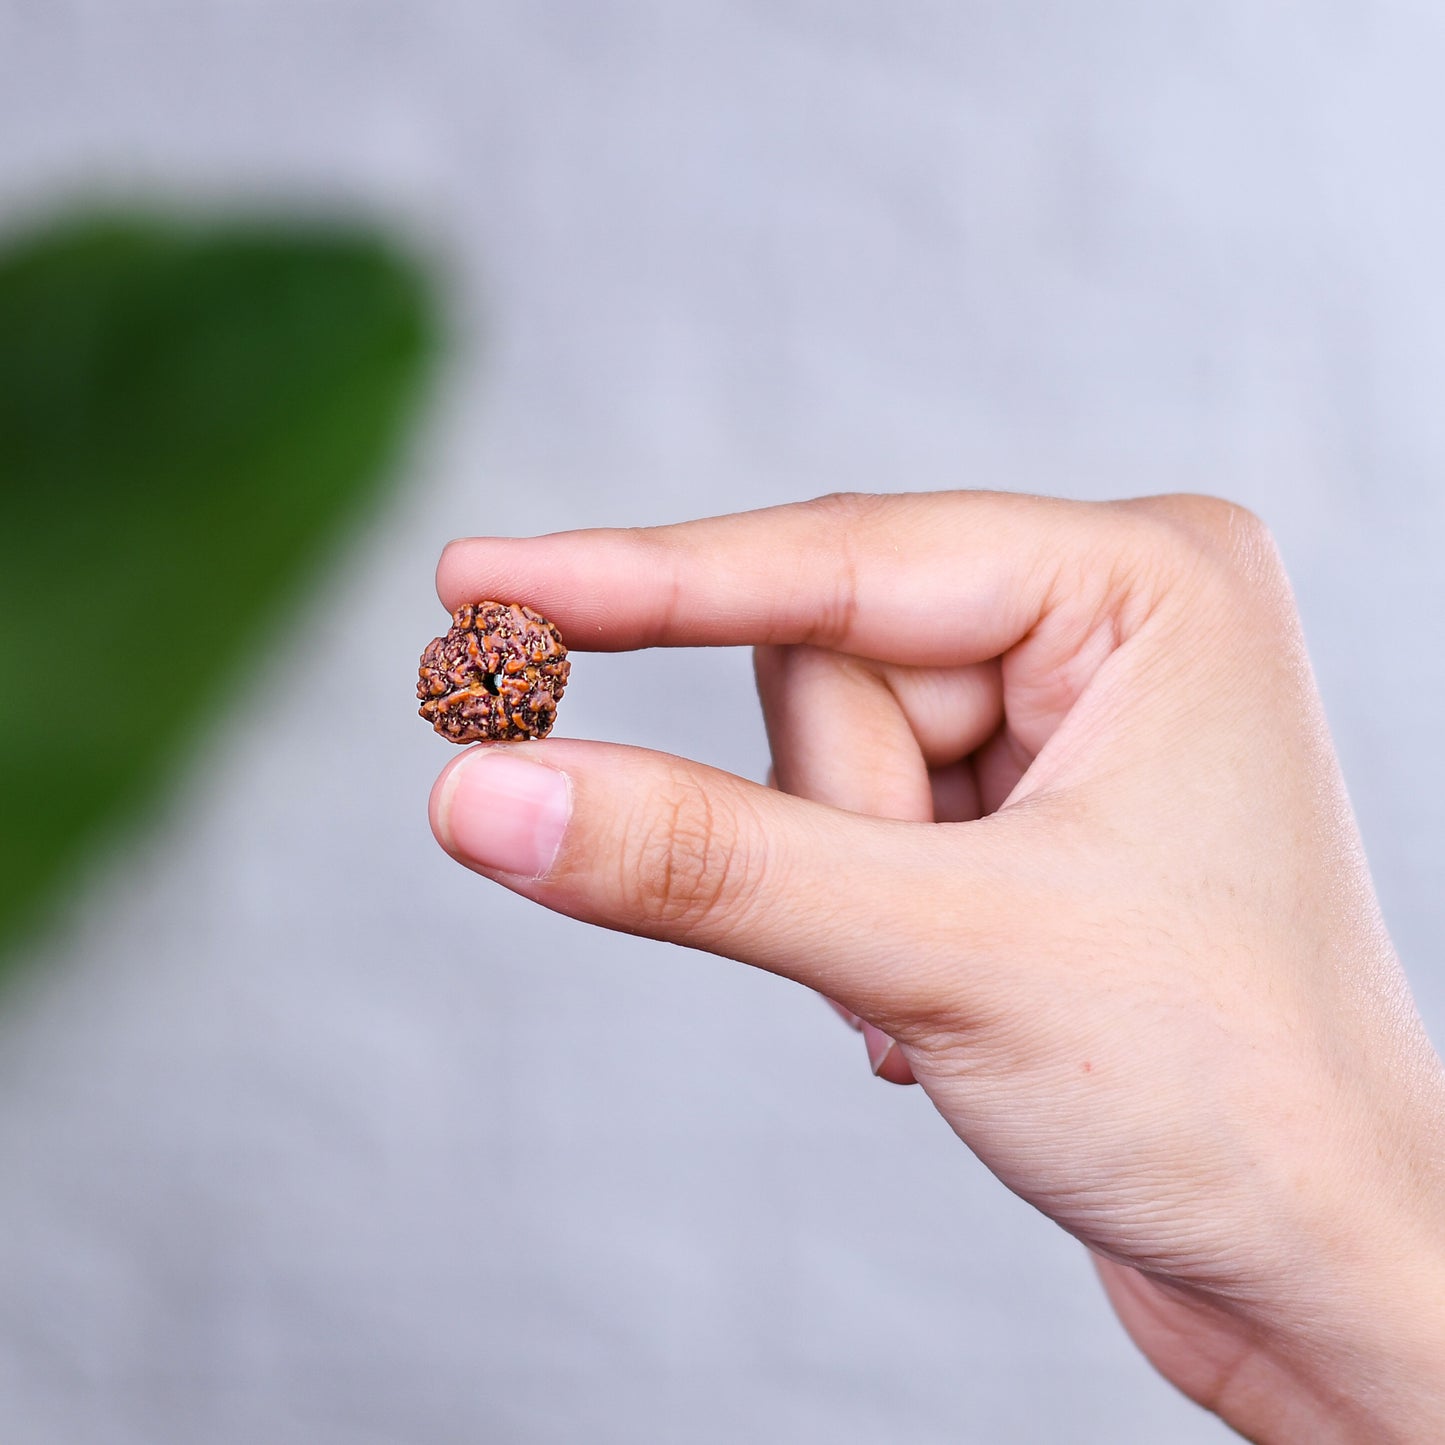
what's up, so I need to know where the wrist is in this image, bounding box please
[1223,1110,1445,1441]
[1223,1258,1445,1444]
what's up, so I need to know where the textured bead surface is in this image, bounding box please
[417,602,569,742]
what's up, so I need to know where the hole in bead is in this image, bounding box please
[480,671,502,696]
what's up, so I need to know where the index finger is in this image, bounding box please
[436,490,1119,665]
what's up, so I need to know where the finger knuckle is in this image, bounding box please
[1131,492,1270,560]
[619,768,762,942]
[799,490,890,525]
[1125,493,1288,600]
[796,493,891,645]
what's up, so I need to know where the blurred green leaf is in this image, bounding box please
[0,211,437,965]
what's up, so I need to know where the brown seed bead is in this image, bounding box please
[417,602,570,743]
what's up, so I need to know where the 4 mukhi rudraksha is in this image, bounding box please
[417,601,569,742]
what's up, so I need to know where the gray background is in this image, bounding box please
[2,3,1443,1441]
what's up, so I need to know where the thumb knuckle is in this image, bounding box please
[619,766,765,943]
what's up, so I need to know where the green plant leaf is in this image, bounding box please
[0,211,438,965]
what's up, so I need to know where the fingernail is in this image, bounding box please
[439,749,572,879]
[863,1024,897,1076]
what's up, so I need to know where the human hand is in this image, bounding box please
[428,492,1445,1442]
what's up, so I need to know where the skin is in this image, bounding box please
[427,491,1445,1442]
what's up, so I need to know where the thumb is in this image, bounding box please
[428,737,987,1026]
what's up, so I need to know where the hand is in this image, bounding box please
[428,491,1445,1442]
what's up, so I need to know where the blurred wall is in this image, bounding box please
[2,4,1443,1442]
